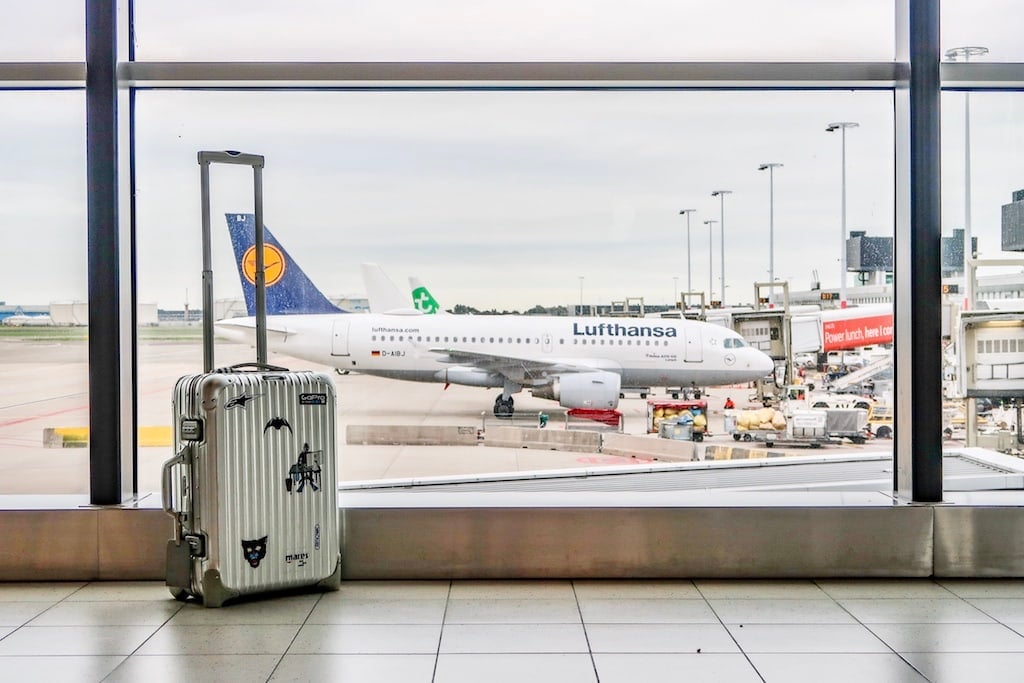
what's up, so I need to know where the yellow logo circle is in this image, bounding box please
[242,244,286,286]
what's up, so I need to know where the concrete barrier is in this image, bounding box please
[347,425,480,446]
[484,426,601,452]
[600,432,697,462]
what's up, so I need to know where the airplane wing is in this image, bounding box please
[215,317,298,338]
[429,347,613,385]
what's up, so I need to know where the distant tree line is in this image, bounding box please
[448,304,570,316]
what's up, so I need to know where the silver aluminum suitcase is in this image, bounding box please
[162,151,340,606]
[165,367,341,607]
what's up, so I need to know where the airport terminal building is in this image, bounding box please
[5,2,1024,680]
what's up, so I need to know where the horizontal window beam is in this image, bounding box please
[7,61,1024,91]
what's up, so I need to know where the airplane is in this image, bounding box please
[217,213,775,417]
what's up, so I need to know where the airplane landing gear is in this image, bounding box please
[494,394,515,418]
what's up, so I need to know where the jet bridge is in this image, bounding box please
[731,282,796,404]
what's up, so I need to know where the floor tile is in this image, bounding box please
[815,579,955,599]
[902,652,1024,683]
[709,598,856,624]
[270,654,437,682]
[0,601,56,626]
[838,598,995,624]
[136,624,301,655]
[104,654,281,683]
[696,579,827,599]
[167,594,318,625]
[449,580,575,600]
[572,579,700,599]
[963,597,1024,622]
[867,623,1024,652]
[0,625,158,656]
[0,583,85,602]
[593,653,762,683]
[444,598,581,624]
[577,598,718,624]
[335,580,451,600]
[287,624,442,654]
[66,581,177,602]
[747,653,929,682]
[937,579,1024,599]
[440,623,589,653]
[586,623,739,653]
[28,600,181,626]
[434,653,597,683]
[0,655,125,682]
[307,597,447,624]
[726,623,890,653]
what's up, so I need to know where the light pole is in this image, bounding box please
[673,276,679,308]
[578,276,584,313]
[679,209,696,303]
[758,163,783,298]
[946,46,988,310]
[826,123,858,308]
[711,190,732,306]
[703,219,718,302]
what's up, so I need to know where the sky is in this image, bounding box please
[2,1,1024,312]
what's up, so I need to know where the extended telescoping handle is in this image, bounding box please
[198,150,267,373]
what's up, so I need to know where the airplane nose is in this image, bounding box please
[752,349,775,375]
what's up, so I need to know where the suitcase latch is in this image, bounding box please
[184,533,207,558]
[179,418,204,442]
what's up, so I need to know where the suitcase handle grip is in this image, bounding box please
[215,362,290,373]
[161,448,188,519]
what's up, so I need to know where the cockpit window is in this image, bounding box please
[724,337,747,349]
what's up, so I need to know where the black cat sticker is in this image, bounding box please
[241,536,268,568]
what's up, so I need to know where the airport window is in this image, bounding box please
[25,3,1021,506]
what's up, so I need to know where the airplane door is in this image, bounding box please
[331,320,350,356]
[685,326,702,362]
[542,333,553,353]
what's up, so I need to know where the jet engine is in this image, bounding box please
[531,371,621,409]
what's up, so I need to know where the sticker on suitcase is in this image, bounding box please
[263,417,293,434]
[286,443,323,493]
[299,393,327,405]
[241,536,268,568]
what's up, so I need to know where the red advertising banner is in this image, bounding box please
[822,313,894,351]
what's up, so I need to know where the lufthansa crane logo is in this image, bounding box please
[242,244,286,286]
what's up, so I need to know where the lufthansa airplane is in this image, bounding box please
[216,214,774,417]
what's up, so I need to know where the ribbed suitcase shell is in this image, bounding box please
[167,369,341,606]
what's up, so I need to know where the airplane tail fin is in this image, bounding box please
[225,213,346,316]
[361,263,421,314]
[409,277,444,314]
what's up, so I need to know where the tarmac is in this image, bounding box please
[0,336,892,496]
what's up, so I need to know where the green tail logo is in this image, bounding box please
[412,286,440,314]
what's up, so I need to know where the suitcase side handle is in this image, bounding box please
[214,362,290,373]
[162,447,188,523]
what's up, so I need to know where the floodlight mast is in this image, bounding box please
[757,163,783,299]
[679,209,696,305]
[711,190,732,306]
[826,122,858,308]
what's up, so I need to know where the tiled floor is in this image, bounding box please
[3,579,1024,682]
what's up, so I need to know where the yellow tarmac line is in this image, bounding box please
[45,426,172,448]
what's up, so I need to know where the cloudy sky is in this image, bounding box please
[3,1,1024,311]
